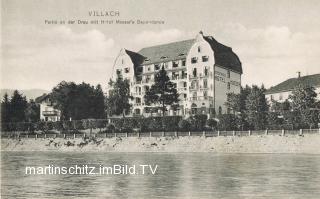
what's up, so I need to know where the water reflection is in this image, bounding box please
[1,152,320,199]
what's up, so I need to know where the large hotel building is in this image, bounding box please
[108,32,243,117]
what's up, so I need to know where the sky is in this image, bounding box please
[1,0,320,91]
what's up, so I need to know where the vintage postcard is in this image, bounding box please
[1,0,320,198]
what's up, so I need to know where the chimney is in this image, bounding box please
[297,71,301,78]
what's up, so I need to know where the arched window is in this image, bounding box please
[219,106,222,115]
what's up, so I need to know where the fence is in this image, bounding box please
[2,129,320,139]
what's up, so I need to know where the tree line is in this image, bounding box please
[1,90,39,123]
[1,82,106,124]
[1,66,319,131]
[222,84,320,130]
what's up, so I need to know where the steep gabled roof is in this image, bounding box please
[35,93,49,103]
[203,36,242,74]
[125,49,145,75]
[124,33,243,74]
[265,74,320,94]
[138,39,195,65]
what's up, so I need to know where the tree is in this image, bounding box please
[245,85,269,130]
[225,92,242,114]
[217,114,237,131]
[1,93,10,123]
[51,81,106,120]
[144,67,179,117]
[106,75,132,117]
[289,85,319,128]
[9,90,28,122]
[25,99,40,122]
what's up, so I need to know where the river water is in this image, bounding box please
[1,152,320,199]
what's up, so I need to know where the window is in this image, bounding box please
[227,70,230,78]
[121,59,124,64]
[154,64,160,70]
[145,86,149,92]
[146,75,151,83]
[181,71,187,79]
[227,82,230,90]
[198,46,201,53]
[147,66,151,71]
[182,59,186,66]
[172,61,179,68]
[183,82,187,88]
[184,94,187,99]
[193,68,197,77]
[124,67,130,73]
[270,95,273,100]
[163,62,168,69]
[191,57,198,64]
[136,97,141,103]
[172,72,179,80]
[203,91,208,98]
[116,69,121,75]
[203,79,208,88]
[202,56,209,62]
[135,109,141,115]
[219,106,222,115]
[193,92,197,99]
[204,67,208,76]
[191,80,197,89]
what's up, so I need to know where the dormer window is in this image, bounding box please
[202,56,209,62]
[191,57,198,64]
[172,61,179,68]
[160,56,167,59]
[178,53,185,56]
[182,59,186,66]
[198,46,201,53]
[154,64,160,70]
[144,58,150,62]
[116,69,121,75]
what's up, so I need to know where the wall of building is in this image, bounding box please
[265,86,320,103]
[214,66,241,114]
[186,33,215,115]
[40,99,60,121]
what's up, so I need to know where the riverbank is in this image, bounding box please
[2,134,320,153]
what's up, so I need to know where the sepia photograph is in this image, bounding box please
[1,0,320,198]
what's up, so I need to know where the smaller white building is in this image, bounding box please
[35,94,61,121]
[265,73,320,103]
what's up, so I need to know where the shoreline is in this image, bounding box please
[2,134,320,154]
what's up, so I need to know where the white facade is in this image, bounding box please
[108,32,242,117]
[39,97,61,121]
[266,87,320,103]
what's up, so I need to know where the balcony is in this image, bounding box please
[189,75,198,79]
[42,110,59,116]
[189,96,213,101]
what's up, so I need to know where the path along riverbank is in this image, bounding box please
[1,134,320,153]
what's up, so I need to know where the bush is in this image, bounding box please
[188,114,208,131]
[162,116,181,131]
[178,119,191,131]
[106,123,115,133]
[217,114,237,131]
[206,118,217,130]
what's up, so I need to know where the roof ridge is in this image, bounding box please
[138,39,195,51]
